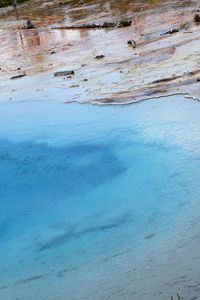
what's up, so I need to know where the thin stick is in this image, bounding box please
[177,293,181,300]
[13,0,17,10]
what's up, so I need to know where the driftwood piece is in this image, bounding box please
[10,73,26,79]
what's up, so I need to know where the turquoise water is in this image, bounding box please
[0,96,200,299]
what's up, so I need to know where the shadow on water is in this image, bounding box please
[37,212,130,251]
[0,138,126,240]
[0,139,126,194]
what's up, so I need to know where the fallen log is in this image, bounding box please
[53,20,132,30]
[54,70,75,77]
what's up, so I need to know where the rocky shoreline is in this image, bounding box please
[0,0,200,104]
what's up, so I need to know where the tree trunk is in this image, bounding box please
[13,0,17,9]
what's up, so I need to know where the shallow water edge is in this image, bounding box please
[0,95,200,299]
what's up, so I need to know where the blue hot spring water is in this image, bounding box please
[0,95,200,299]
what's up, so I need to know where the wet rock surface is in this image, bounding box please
[0,0,200,104]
